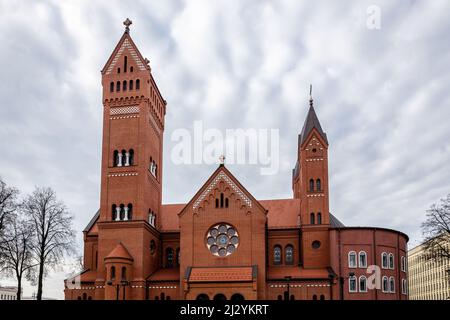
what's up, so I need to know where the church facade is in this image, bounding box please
[64,21,408,301]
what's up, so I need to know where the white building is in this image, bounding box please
[0,286,20,300]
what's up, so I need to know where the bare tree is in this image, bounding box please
[0,216,36,300]
[22,187,76,300]
[421,193,450,262]
[0,177,19,250]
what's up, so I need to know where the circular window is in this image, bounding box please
[312,240,321,249]
[312,148,317,153]
[206,223,239,257]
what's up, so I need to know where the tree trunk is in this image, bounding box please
[17,276,22,300]
[37,258,45,300]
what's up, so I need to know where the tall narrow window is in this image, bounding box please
[129,149,134,165]
[359,251,367,268]
[136,79,140,90]
[225,198,229,208]
[110,266,116,280]
[116,81,120,92]
[349,276,357,292]
[215,199,219,208]
[359,276,367,292]
[117,67,120,74]
[110,82,114,92]
[309,179,314,192]
[389,253,394,269]
[166,247,174,268]
[348,251,357,268]
[402,279,407,295]
[119,204,125,220]
[382,252,388,269]
[316,179,321,191]
[274,246,282,265]
[112,204,117,221]
[121,267,127,281]
[382,276,389,292]
[220,193,224,208]
[124,56,128,73]
[127,204,132,220]
[389,277,395,293]
[285,245,294,265]
[113,150,119,167]
[121,150,127,166]
[317,212,322,224]
[130,66,134,72]
[129,79,133,90]
[310,213,315,225]
[123,80,127,91]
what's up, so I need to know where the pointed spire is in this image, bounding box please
[123,18,132,34]
[299,85,328,146]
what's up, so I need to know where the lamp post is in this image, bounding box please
[121,280,129,300]
[339,272,355,301]
[284,276,292,301]
[107,280,120,300]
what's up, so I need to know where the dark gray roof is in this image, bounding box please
[83,209,100,232]
[299,105,328,146]
[329,213,345,228]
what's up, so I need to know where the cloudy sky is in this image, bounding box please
[1,0,450,299]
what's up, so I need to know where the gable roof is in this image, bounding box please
[83,209,99,233]
[101,31,149,75]
[299,105,328,146]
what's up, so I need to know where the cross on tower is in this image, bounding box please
[123,18,132,33]
[219,155,226,165]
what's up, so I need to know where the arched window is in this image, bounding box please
[127,204,132,220]
[401,279,407,295]
[110,266,116,280]
[136,79,140,90]
[389,276,395,293]
[349,276,357,292]
[401,256,406,272]
[112,204,117,221]
[220,193,224,208]
[129,79,133,90]
[166,247,174,268]
[230,293,245,301]
[277,295,283,300]
[285,245,294,265]
[129,149,134,166]
[312,294,317,300]
[121,267,127,281]
[130,66,134,73]
[309,179,314,192]
[316,179,321,191]
[389,253,394,269]
[320,294,325,300]
[119,204,125,220]
[213,293,227,301]
[82,293,87,300]
[317,212,322,224]
[113,150,119,167]
[359,276,367,292]
[359,251,367,268]
[274,246,282,265]
[215,198,219,208]
[110,82,114,92]
[117,67,120,74]
[310,213,315,225]
[121,150,127,166]
[196,294,209,301]
[381,252,388,269]
[382,276,389,292]
[116,81,120,92]
[123,80,127,91]
[124,56,128,73]
[161,293,165,300]
[225,198,229,208]
[348,251,357,268]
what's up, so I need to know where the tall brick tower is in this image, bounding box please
[292,90,330,269]
[95,19,166,300]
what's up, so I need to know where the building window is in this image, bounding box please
[112,204,117,221]
[225,198,229,208]
[110,82,114,92]
[317,212,322,224]
[128,149,134,166]
[124,56,128,72]
[311,240,321,249]
[312,294,317,300]
[285,245,294,265]
[401,256,406,272]
[123,80,127,91]
[166,247,174,268]
[349,276,357,292]
[359,276,367,292]
[215,199,219,208]
[117,67,120,74]
[136,79,140,90]
[382,276,388,292]
[130,66,134,72]
[309,179,314,192]
[127,203,132,220]
[116,81,120,92]
[274,246,282,265]
[113,150,119,166]
[348,251,357,268]
[310,212,315,225]
[359,251,367,268]
[316,179,321,191]
[220,193,224,208]
[121,267,127,281]
[129,79,133,90]
[389,253,394,269]
[401,279,407,295]
[320,295,325,300]
[110,266,116,280]
[389,276,395,293]
[381,252,388,269]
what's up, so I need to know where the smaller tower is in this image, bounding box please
[293,87,330,268]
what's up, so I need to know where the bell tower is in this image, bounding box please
[292,88,330,268]
[96,19,166,299]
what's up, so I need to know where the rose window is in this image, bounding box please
[206,223,239,257]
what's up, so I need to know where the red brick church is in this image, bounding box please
[64,20,408,300]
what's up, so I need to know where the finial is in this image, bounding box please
[219,155,226,165]
[309,84,313,107]
[123,18,132,33]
